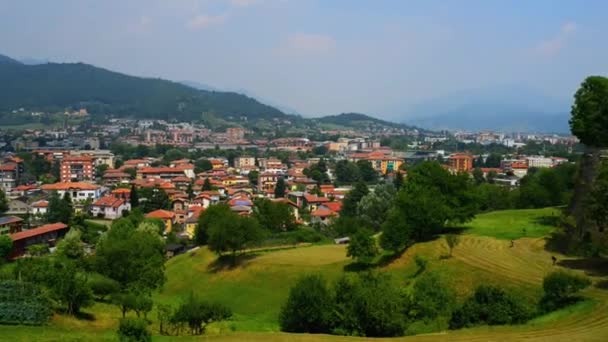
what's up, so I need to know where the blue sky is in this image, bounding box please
[1,0,607,119]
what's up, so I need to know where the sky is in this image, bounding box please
[1,0,607,120]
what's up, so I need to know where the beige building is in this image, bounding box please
[235,156,256,169]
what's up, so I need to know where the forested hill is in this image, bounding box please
[0,56,286,122]
[316,113,416,130]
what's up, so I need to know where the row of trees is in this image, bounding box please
[280,270,591,337]
[194,199,298,261]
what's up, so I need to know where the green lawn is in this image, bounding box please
[462,207,561,240]
[155,245,350,332]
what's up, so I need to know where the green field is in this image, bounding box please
[462,207,561,240]
[2,208,608,341]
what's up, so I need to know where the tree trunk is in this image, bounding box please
[568,146,602,239]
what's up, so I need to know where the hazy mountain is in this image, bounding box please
[316,112,416,130]
[0,56,287,122]
[182,81,302,116]
[395,86,572,133]
[19,57,51,65]
[0,54,22,65]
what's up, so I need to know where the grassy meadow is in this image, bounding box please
[2,207,608,341]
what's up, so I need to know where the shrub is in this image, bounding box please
[412,272,455,321]
[0,280,52,325]
[117,317,151,342]
[279,274,333,333]
[333,272,406,337]
[172,293,232,335]
[540,271,591,312]
[450,285,534,329]
[346,229,379,263]
[88,274,120,301]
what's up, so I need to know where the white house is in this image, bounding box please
[31,200,48,216]
[40,182,102,202]
[90,196,130,219]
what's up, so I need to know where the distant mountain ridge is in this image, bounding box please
[0,54,21,65]
[0,53,412,130]
[0,54,287,123]
[398,85,572,133]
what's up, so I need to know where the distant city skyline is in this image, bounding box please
[1,0,607,119]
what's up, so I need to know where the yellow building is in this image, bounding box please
[145,209,175,233]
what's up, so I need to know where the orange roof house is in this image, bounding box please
[145,209,176,233]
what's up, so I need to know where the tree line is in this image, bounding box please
[280,269,590,337]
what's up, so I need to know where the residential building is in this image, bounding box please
[348,151,404,174]
[258,173,279,192]
[448,153,474,173]
[526,156,554,168]
[31,200,48,216]
[40,182,102,202]
[145,209,176,233]
[0,163,18,192]
[234,156,256,169]
[90,196,130,219]
[7,200,29,216]
[226,127,246,142]
[60,155,95,182]
[71,150,115,168]
[138,164,195,179]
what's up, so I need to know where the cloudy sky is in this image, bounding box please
[1,0,607,119]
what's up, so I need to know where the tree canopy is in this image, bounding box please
[569,76,608,147]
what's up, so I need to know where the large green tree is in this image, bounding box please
[346,229,379,263]
[46,191,73,224]
[0,235,13,260]
[207,210,264,260]
[381,162,478,252]
[253,198,296,232]
[194,204,233,245]
[274,177,286,198]
[0,189,8,214]
[341,182,369,218]
[94,219,165,292]
[357,183,395,231]
[569,76,608,147]
[279,275,333,334]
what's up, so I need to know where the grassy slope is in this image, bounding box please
[462,207,560,240]
[2,208,608,341]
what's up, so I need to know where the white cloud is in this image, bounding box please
[187,14,227,30]
[279,33,336,54]
[534,21,577,57]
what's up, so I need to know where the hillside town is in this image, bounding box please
[0,119,580,259]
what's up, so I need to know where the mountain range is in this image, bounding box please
[0,55,286,123]
[395,86,572,133]
[0,53,572,133]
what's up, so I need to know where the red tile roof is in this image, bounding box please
[145,209,175,219]
[12,185,38,192]
[92,196,126,209]
[31,200,49,208]
[10,223,68,241]
[40,182,99,191]
[322,202,342,213]
[304,194,330,203]
[0,164,17,171]
[112,188,131,194]
[310,208,336,217]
